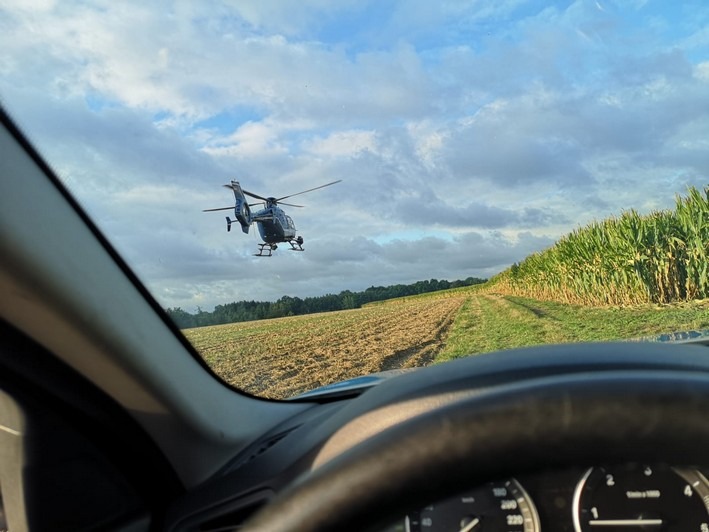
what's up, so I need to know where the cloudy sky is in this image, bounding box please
[1,1,708,311]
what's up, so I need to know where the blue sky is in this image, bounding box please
[1,1,708,311]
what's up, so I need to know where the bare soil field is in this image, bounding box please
[183,289,709,399]
[183,295,466,399]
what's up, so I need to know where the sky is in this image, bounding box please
[1,0,708,312]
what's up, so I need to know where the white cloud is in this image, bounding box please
[696,61,709,81]
[303,130,376,157]
[2,0,709,311]
[203,120,291,158]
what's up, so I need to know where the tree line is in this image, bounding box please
[166,277,485,329]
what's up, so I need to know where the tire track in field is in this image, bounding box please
[476,294,575,349]
[497,295,583,344]
[268,297,466,398]
[377,298,463,371]
[437,293,582,362]
[436,293,580,362]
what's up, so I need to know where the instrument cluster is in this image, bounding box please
[384,463,709,532]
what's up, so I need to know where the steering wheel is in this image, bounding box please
[244,363,709,531]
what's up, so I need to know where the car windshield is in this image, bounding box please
[1,1,707,400]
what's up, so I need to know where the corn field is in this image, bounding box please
[489,186,709,306]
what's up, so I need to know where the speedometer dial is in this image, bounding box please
[406,478,539,532]
[573,464,709,532]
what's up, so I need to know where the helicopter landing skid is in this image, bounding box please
[254,237,304,256]
[288,237,304,252]
[254,243,277,257]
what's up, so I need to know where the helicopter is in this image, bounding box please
[203,179,342,256]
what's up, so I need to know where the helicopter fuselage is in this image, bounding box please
[252,206,297,244]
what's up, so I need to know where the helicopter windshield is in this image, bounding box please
[1,2,708,400]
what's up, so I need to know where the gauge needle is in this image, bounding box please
[458,517,480,532]
[589,519,663,526]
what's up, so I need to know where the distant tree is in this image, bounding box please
[165,307,195,328]
[341,290,358,309]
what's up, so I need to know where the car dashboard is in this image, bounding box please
[164,340,709,531]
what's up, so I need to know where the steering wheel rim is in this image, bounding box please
[244,370,709,531]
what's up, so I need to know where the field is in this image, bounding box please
[184,295,465,398]
[490,186,709,306]
[184,289,709,399]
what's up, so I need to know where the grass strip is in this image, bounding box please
[435,294,709,363]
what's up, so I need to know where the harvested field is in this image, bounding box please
[183,288,709,399]
[183,295,466,399]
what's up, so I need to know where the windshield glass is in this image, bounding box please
[2,2,707,399]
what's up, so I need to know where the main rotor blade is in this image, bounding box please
[224,183,269,202]
[203,206,236,212]
[278,202,305,208]
[242,189,270,202]
[275,179,342,202]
